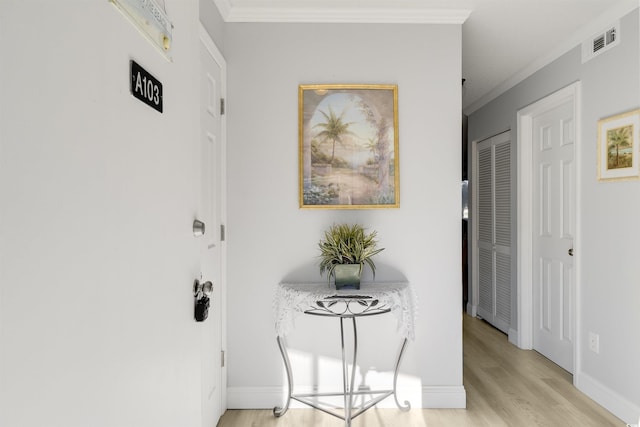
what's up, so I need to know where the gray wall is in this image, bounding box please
[200,0,225,50]
[468,8,640,423]
[224,22,466,408]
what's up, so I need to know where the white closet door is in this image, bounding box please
[477,143,494,321]
[476,131,511,333]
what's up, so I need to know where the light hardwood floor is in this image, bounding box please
[217,315,625,426]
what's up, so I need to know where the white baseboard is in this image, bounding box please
[575,371,640,425]
[228,386,282,409]
[422,385,466,408]
[227,385,466,410]
[508,328,518,346]
[466,302,476,317]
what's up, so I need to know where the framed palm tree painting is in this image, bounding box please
[597,109,640,181]
[299,84,399,209]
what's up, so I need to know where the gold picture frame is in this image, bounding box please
[299,84,399,209]
[597,109,640,181]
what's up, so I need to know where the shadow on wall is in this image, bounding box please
[281,345,422,410]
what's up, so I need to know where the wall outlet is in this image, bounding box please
[588,332,600,354]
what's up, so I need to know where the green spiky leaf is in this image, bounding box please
[317,224,384,283]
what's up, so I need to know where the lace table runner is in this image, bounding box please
[274,282,416,341]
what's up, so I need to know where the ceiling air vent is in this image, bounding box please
[582,21,620,63]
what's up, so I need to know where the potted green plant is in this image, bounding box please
[318,223,384,289]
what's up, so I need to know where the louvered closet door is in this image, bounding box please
[476,131,511,333]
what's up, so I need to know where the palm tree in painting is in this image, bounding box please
[364,137,379,160]
[607,126,632,168]
[314,106,355,166]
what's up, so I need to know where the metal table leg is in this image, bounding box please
[393,338,411,411]
[274,314,410,424]
[273,335,292,417]
[340,316,359,426]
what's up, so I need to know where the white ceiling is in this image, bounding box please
[214,0,638,113]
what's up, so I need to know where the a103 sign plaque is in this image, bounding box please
[130,60,163,113]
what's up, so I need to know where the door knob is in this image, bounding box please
[201,281,213,295]
[568,248,574,256]
[193,279,213,297]
[193,219,206,237]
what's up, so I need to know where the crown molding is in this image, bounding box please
[214,0,470,24]
[214,0,233,19]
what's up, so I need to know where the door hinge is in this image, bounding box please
[220,224,226,242]
[221,350,225,368]
[220,98,225,115]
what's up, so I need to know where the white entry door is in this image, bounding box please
[532,98,575,373]
[199,29,227,427]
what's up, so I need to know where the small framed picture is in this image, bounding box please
[597,109,640,181]
[299,84,399,209]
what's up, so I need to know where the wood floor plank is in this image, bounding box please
[217,315,625,426]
